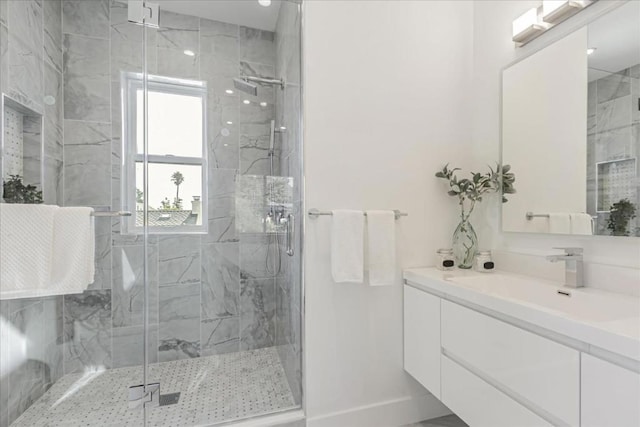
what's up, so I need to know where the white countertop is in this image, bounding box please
[404,268,640,362]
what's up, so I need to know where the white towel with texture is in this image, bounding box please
[570,213,593,235]
[366,210,396,286]
[548,213,571,234]
[1,204,58,299]
[51,207,95,294]
[331,210,364,283]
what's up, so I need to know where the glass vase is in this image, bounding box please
[452,218,478,269]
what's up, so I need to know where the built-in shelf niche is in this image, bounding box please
[1,94,43,196]
[596,158,637,212]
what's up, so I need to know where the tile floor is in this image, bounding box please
[405,414,468,427]
[11,348,297,427]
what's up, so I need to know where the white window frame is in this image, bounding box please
[121,72,208,235]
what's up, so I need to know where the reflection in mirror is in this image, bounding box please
[501,1,639,238]
[586,1,640,236]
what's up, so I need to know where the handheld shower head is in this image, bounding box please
[233,78,258,96]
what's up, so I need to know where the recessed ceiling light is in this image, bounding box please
[587,47,597,55]
[226,121,233,125]
[184,50,195,56]
[260,102,267,107]
[225,89,234,94]
[258,0,271,6]
[243,99,250,104]
[280,126,286,131]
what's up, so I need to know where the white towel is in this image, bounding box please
[366,210,396,286]
[0,204,57,299]
[548,213,571,234]
[331,210,364,283]
[51,207,95,294]
[570,213,593,235]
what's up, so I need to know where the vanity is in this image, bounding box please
[403,268,640,427]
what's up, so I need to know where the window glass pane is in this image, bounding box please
[135,88,204,157]
[135,162,203,227]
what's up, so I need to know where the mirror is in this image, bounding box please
[502,1,639,238]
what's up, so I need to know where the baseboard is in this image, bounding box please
[306,393,450,427]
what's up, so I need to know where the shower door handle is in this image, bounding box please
[286,214,295,256]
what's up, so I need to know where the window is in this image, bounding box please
[121,73,208,234]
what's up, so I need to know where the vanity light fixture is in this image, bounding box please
[512,8,548,45]
[183,49,195,56]
[587,47,597,55]
[513,1,594,47]
[258,0,271,6]
[542,0,589,24]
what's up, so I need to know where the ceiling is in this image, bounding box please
[587,1,640,81]
[156,0,283,32]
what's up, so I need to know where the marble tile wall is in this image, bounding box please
[60,0,284,371]
[587,64,640,236]
[0,1,65,425]
[274,0,303,406]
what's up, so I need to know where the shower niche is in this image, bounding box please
[1,94,43,203]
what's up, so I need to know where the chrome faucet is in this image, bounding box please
[546,247,584,288]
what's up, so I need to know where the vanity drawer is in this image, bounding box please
[441,300,579,426]
[442,354,553,427]
[403,285,441,398]
[582,354,640,427]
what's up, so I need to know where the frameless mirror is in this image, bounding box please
[502,1,640,237]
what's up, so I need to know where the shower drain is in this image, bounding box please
[159,392,181,406]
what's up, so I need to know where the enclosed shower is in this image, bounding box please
[0,0,303,426]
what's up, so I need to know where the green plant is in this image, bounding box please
[435,163,516,221]
[3,175,43,204]
[607,198,636,236]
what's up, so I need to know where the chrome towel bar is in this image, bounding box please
[525,212,550,220]
[308,209,408,220]
[92,211,132,217]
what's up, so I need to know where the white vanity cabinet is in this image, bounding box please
[581,354,640,427]
[403,284,441,398]
[402,273,640,427]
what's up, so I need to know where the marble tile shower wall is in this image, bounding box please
[59,0,284,370]
[274,0,303,406]
[587,64,640,236]
[0,1,65,426]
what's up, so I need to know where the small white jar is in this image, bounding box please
[436,248,455,271]
[474,250,494,272]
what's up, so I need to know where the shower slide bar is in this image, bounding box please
[92,210,132,217]
[308,209,408,220]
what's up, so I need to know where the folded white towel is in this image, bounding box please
[51,207,95,293]
[366,210,396,286]
[331,210,364,283]
[548,213,571,234]
[0,204,57,299]
[570,213,593,235]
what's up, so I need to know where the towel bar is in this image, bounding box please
[308,209,408,220]
[525,212,550,220]
[92,211,132,217]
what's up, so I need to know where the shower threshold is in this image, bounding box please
[11,347,298,427]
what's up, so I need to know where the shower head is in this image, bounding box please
[233,78,258,96]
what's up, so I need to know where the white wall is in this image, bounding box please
[471,0,640,294]
[502,28,587,234]
[303,1,474,425]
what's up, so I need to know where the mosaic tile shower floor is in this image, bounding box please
[12,348,297,427]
